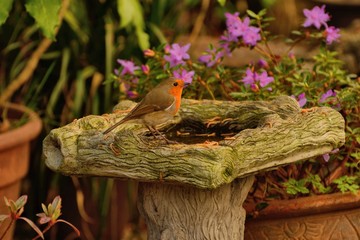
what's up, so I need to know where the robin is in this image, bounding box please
[103,78,187,140]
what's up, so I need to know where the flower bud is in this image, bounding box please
[143,49,155,57]
[141,64,150,75]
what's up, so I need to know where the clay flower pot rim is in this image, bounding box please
[0,102,42,151]
[245,190,360,220]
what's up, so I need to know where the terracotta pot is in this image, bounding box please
[244,191,360,240]
[0,103,42,240]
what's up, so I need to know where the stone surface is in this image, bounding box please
[245,206,360,240]
[138,176,254,240]
[43,97,345,189]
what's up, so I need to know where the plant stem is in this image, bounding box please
[189,0,210,44]
[32,223,52,240]
[0,218,14,240]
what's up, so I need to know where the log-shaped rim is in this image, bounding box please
[0,102,42,151]
[244,191,360,220]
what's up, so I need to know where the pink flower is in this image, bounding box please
[241,68,274,88]
[242,26,261,46]
[242,68,256,85]
[173,69,195,85]
[116,59,140,75]
[322,148,339,162]
[224,13,261,47]
[164,43,191,68]
[141,64,150,75]
[198,48,224,67]
[324,26,340,44]
[257,71,274,87]
[303,5,330,29]
[292,93,307,108]
[319,89,336,103]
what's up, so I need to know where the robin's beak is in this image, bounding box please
[184,82,190,88]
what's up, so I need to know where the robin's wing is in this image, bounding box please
[123,91,175,121]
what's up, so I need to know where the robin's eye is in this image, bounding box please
[173,82,178,86]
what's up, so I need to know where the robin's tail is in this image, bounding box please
[103,118,128,134]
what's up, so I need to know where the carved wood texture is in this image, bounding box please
[138,176,254,240]
[43,96,345,189]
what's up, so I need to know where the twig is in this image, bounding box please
[188,0,210,44]
[0,218,14,240]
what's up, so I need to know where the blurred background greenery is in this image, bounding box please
[0,0,359,239]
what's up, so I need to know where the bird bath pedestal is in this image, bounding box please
[43,96,345,240]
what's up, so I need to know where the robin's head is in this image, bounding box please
[165,78,186,97]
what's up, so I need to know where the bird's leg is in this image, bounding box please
[146,125,177,144]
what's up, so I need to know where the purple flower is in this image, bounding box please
[319,89,336,103]
[322,148,339,162]
[325,26,340,44]
[322,153,330,162]
[303,5,330,29]
[225,12,240,28]
[241,68,273,88]
[258,59,269,69]
[164,43,191,68]
[242,68,256,86]
[224,14,261,47]
[173,69,195,85]
[116,59,140,75]
[198,48,224,67]
[292,93,307,108]
[123,81,139,99]
[257,71,274,87]
[219,33,235,55]
[227,16,251,39]
[242,26,261,46]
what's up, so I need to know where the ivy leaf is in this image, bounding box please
[25,0,61,40]
[0,0,14,26]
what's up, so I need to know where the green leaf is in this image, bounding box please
[283,178,309,195]
[117,0,150,50]
[4,197,10,208]
[0,0,14,26]
[217,0,226,6]
[19,217,44,239]
[15,195,28,209]
[333,176,360,194]
[41,203,48,215]
[306,174,331,194]
[246,10,259,20]
[51,196,62,211]
[136,28,150,50]
[25,0,61,40]
[351,152,360,160]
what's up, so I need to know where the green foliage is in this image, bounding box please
[0,195,79,240]
[25,0,61,40]
[283,178,310,195]
[333,176,360,194]
[305,174,332,194]
[0,196,44,240]
[117,0,150,50]
[0,0,14,25]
